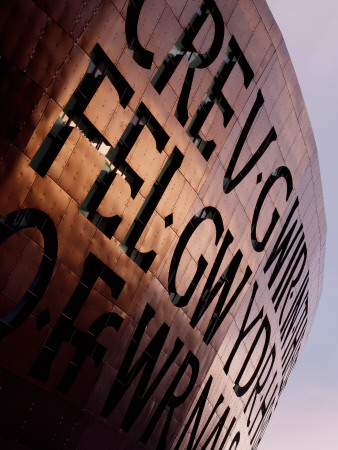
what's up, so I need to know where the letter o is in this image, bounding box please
[0,208,58,339]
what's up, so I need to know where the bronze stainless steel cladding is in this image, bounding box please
[0,1,326,449]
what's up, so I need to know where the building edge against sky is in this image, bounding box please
[0,1,326,449]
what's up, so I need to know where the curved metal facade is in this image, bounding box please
[0,1,326,449]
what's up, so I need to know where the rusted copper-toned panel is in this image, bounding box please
[77,1,126,63]
[23,175,71,227]
[24,99,62,160]
[0,1,326,449]
[47,44,90,110]
[58,136,105,204]
[0,60,44,143]
[0,147,37,215]
[0,0,48,72]
[25,20,74,90]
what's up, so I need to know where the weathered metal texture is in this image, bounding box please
[0,1,326,449]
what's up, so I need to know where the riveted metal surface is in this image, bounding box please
[128,127,169,196]
[0,231,30,295]
[0,59,44,142]
[22,175,71,227]
[47,44,90,109]
[227,0,261,49]
[24,98,62,159]
[56,200,96,274]
[35,263,81,327]
[0,1,326,449]
[78,1,125,61]
[34,0,90,35]
[138,0,167,50]
[0,0,48,72]
[3,237,44,305]
[142,79,177,124]
[58,135,104,205]
[0,314,50,377]
[0,147,37,215]
[71,0,104,40]
[25,19,74,90]
[83,76,120,135]
[187,68,214,119]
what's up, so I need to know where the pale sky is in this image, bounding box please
[260,1,338,449]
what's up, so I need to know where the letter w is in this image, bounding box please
[101,304,184,430]
[190,230,252,345]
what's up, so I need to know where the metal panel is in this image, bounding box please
[0,1,327,449]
